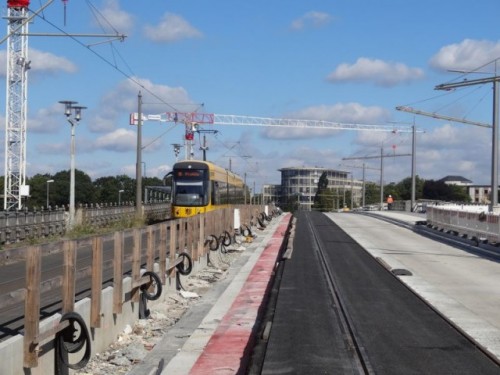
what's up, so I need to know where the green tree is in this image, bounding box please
[51,169,96,207]
[422,180,470,202]
[94,175,136,204]
[313,172,332,211]
[26,173,54,209]
[391,176,425,200]
[364,182,380,205]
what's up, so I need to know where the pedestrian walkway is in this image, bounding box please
[127,213,291,375]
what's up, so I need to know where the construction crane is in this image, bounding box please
[130,111,418,161]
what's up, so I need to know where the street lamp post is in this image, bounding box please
[118,189,124,205]
[46,179,54,209]
[59,100,86,229]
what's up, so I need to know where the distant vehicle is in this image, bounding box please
[170,160,245,218]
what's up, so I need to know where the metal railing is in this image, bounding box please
[0,201,171,245]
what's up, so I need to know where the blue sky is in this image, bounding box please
[1,0,500,194]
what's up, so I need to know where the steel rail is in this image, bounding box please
[305,216,374,375]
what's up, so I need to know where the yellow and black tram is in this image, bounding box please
[171,160,245,218]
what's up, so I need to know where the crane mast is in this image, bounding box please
[4,0,30,210]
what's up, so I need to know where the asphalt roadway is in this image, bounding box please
[262,211,500,374]
[129,210,500,374]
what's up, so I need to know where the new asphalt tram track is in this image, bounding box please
[259,211,500,374]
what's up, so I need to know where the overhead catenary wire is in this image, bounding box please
[398,58,500,128]
[28,2,182,113]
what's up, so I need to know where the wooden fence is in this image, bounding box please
[0,204,268,369]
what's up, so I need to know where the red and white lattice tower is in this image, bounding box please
[4,0,30,210]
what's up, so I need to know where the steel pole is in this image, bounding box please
[491,81,499,212]
[411,124,416,211]
[69,120,76,228]
[380,147,384,210]
[136,92,143,218]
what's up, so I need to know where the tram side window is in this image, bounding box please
[219,181,229,204]
[212,181,221,205]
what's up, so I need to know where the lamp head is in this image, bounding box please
[72,106,87,122]
[59,100,78,117]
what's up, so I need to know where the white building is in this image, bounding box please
[278,166,363,211]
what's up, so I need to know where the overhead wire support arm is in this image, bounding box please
[21,32,126,39]
[435,75,500,90]
[342,153,411,161]
[0,0,54,46]
[396,106,491,128]
[434,73,500,211]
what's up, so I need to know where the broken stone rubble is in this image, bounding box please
[75,248,243,375]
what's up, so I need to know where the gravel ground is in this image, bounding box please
[75,243,247,375]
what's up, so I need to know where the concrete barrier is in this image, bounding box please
[0,252,208,375]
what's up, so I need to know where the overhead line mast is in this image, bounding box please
[4,0,31,211]
[3,0,126,210]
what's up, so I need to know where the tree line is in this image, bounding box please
[309,174,471,212]
[1,170,164,210]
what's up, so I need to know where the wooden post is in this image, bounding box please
[146,226,154,271]
[91,236,103,328]
[198,216,205,257]
[188,217,194,260]
[169,222,177,280]
[159,223,167,284]
[113,231,124,314]
[179,218,185,253]
[24,245,41,368]
[131,228,141,302]
[62,240,76,314]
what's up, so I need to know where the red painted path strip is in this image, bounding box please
[189,214,291,374]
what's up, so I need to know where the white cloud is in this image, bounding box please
[88,77,195,132]
[93,128,136,152]
[29,103,64,133]
[95,0,134,34]
[280,147,339,168]
[143,13,202,43]
[291,11,332,31]
[353,122,493,184]
[0,49,77,77]
[36,142,66,155]
[262,103,391,140]
[430,39,500,72]
[292,103,391,123]
[327,57,425,87]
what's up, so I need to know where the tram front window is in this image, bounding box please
[174,181,206,206]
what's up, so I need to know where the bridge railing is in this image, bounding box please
[0,204,280,374]
[0,201,172,246]
[426,205,500,243]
